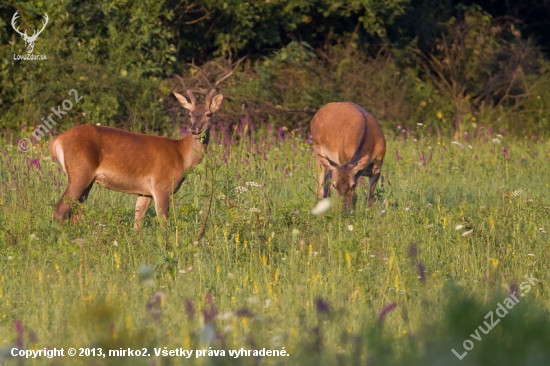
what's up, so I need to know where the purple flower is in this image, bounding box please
[185,299,195,320]
[395,150,402,161]
[315,298,331,315]
[502,148,509,160]
[277,127,285,140]
[14,320,24,348]
[509,283,518,297]
[377,303,396,324]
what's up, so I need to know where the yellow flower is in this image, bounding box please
[436,111,443,119]
[491,258,499,269]
[345,252,352,270]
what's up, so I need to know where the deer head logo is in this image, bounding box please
[11,11,49,54]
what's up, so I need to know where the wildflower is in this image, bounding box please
[315,298,331,315]
[347,225,354,231]
[234,186,248,194]
[462,229,473,237]
[249,207,260,213]
[450,141,464,148]
[491,258,499,269]
[185,299,195,320]
[311,198,331,215]
[454,224,464,231]
[427,202,432,207]
[146,292,165,322]
[381,210,386,214]
[405,207,410,212]
[492,138,501,144]
[216,193,226,200]
[370,254,376,258]
[377,303,397,324]
[512,189,524,197]
[245,181,262,188]
[527,253,535,257]
[436,111,443,119]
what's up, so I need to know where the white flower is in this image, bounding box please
[249,207,260,213]
[454,224,464,231]
[347,224,354,231]
[512,189,524,197]
[245,181,263,188]
[216,193,226,200]
[234,186,248,194]
[527,253,535,257]
[450,141,464,148]
[492,138,501,144]
[462,229,473,236]
[311,198,331,215]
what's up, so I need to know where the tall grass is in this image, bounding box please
[0,121,548,365]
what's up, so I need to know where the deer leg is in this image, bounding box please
[315,154,331,199]
[54,178,94,223]
[134,195,152,230]
[152,192,170,226]
[367,159,383,207]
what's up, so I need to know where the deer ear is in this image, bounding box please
[173,92,194,111]
[209,94,224,112]
[318,155,338,172]
[352,155,370,173]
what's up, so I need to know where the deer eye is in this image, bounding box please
[206,112,212,117]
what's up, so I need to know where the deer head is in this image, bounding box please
[173,89,224,138]
[318,154,370,212]
[11,11,49,54]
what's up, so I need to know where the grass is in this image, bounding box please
[0,121,549,365]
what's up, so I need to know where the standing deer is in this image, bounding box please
[310,102,386,211]
[49,89,223,229]
[11,11,49,54]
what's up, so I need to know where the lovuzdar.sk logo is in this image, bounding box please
[11,11,48,61]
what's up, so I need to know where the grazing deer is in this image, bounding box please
[11,11,49,54]
[49,89,223,229]
[310,102,386,211]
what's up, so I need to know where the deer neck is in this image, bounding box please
[179,129,210,169]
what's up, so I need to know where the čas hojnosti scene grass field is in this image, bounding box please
[2,1,550,365]
[1,121,549,365]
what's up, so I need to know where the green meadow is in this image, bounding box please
[0,124,549,365]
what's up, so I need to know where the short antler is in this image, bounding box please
[205,89,217,106]
[186,90,197,106]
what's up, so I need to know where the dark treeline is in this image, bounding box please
[1,0,549,136]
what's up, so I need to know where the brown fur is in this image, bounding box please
[310,102,386,211]
[50,89,223,229]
